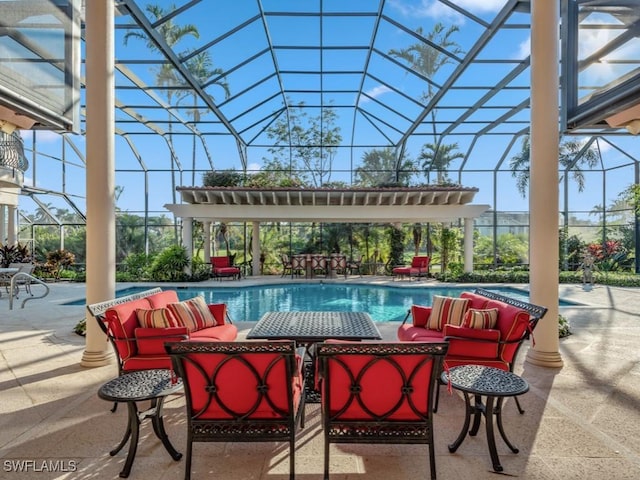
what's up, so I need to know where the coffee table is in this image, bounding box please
[247,311,382,401]
[98,369,183,478]
[246,311,382,343]
[441,365,529,472]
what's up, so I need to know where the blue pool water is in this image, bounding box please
[68,283,574,322]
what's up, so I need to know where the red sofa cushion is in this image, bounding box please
[397,324,444,342]
[189,324,238,341]
[146,290,180,308]
[460,291,489,309]
[443,324,501,359]
[105,298,152,360]
[410,304,432,328]
[485,300,531,362]
[134,326,188,355]
[122,354,174,371]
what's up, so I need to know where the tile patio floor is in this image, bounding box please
[1,277,638,479]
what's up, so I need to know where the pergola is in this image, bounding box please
[165,186,490,274]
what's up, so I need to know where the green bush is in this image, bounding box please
[441,268,640,287]
[148,245,190,281]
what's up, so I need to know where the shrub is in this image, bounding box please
[148,245,190,281]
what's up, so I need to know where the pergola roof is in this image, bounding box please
[165,186,490,223]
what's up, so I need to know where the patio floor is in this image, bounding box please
[1,277,639,479]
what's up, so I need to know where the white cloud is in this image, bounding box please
[389,0,505,24]
[360,85,391,104]
[515,37,530,60]
[246,162,261,173]
[19,130,62,143]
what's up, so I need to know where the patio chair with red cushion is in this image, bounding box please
[165,340,306,480]
[317,341,448,480]
[210,255,241,280]
[392,255,430,280]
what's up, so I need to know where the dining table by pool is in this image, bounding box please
[246,311,382,343]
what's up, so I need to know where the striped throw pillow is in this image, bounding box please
[463,308,499,329]
[136,308,179,328]
[427,295,469,331]
[167,296,217,332]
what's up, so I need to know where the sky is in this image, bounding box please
[13,0,640,221]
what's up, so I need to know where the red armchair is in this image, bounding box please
[392,255,430,280]
[166,340,306,480]
[317,341,448,480]
[210,255,241,280]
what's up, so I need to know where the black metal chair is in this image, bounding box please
[317,341,448,480]
[280,253,293,277]
[166,340,306,480]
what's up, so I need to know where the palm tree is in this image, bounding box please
[418,141,464,184]
[354,147,414,186]
[389,23,463,141]
[509,136,601,197]
[123,3,200,238]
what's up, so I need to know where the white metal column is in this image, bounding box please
[464,218,473,272]
[252,221,260,276]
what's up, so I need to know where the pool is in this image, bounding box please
[67,283,575,322]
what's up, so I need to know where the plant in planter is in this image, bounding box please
[0,243,31,267]
[44,249,76,281]
[558,314,572,338]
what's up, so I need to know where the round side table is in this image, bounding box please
[98,369,183,478]
[441,364,529,472]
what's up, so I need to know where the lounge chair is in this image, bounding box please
[392,255,430,280]
[210,255,241,280]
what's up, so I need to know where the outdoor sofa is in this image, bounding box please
[89,288,238,374]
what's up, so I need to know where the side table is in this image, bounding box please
[98,369,184,478]
[441,365,529,472]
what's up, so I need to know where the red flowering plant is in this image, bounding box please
[586,240,633,272]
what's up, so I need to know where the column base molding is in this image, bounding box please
[80,349,114,368]
[525,348,564,368]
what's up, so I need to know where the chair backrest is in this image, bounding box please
[166,340,303,423]
[318,342,447,424]
[411,256,430,269]
[211,256,230,268]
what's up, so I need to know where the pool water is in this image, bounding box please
[69,284,564,322]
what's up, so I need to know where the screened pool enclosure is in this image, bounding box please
[1,0,640,276]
